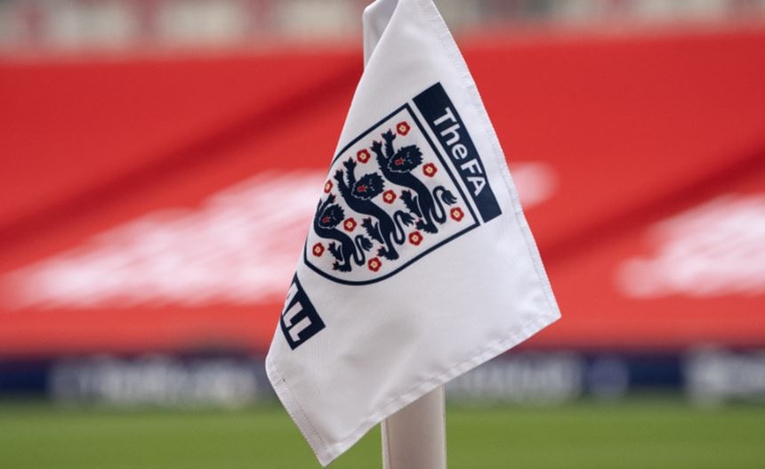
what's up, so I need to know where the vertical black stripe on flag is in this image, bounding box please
[413,83,502,223]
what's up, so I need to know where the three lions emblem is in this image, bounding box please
[304,83,500,285]
[305,107,475,284]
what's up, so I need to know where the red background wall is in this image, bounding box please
[2,28,764,357]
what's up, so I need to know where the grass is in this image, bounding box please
[0,398,764,468]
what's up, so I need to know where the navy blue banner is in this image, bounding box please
[5,349,765,405]
[413,83,502,223]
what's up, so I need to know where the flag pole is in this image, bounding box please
[381,385,447,469]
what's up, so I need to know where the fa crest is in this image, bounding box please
[304,83,501,285]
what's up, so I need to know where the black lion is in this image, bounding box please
[313,194,372,272]
[370,130,456,234]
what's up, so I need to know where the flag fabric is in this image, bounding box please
[265,0,560,465]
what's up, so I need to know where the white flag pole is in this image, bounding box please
[381,386,447,469]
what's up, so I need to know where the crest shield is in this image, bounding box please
[304,100,479,285]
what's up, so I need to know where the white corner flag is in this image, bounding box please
[265,0,560,465]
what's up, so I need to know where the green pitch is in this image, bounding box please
[1,399,764,468]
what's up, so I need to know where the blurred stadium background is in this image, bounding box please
[1,0,765,467]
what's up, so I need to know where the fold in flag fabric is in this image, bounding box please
[265,0,560,464]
